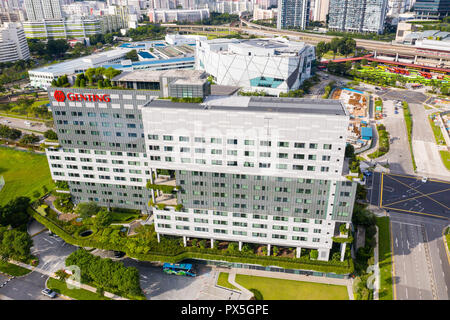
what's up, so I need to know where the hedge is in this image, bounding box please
[402,101,417,171]
[29,208,354,274]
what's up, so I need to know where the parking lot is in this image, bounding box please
[123,259,240,300]
[378,173,450,219]
[30,224,77,275]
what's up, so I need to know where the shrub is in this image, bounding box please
[250,288,263,300]
[310,249,319,260]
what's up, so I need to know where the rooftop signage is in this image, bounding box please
[53,90,111,103]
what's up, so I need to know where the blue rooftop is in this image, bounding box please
[361,127,373,139]
[138,51,156,59]
[103,56,195,70]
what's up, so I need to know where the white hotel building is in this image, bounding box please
[45,75,356,262]
[195,38,315,95]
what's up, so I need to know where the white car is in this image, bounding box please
[41,288,57,298]
[421,177,428,183]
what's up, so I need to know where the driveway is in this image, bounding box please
[122,259,239,300]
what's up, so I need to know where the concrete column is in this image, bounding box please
[183,236,187,247]
[414,55,418,64]
[317,248,330,261]
[211,238,214,249]
[340,243,347,262]
[373,50,377,58]
[395,53,399,62]
[267,244,271,256]
[296,247,301,258]
[157,233,160,243]
[238,241,242,251]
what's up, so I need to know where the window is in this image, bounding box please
[309,143,318,149]
[163,135,173,141]
[308,155,317,160]
[211,138,222,144]
[179,136,189,142]
[293,165,304,170]
[260,140,271,146]
[244,151,254,156]
[244,140,254,145]
[227,139,238,145]
[278,141,289,147]
[259,152,271,157]
[323,144,332,150]
[195,137,205,143]
[294,142,305,148]
[148,134,158,140]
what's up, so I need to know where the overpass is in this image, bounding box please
[162,20,450,70]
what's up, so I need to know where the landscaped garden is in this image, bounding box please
[368,124,390,159]
[30,199,355,274]
[0,148,54,206]
[0,261,31,277]
[234,274,349,300]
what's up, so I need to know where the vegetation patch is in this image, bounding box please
[439,150,450,170]
[368,124,390,159]
[0,148,54,206]
[402,101,417,171]
[47,277,111,300]
[235,274,348,300]
[0,261,31,276]
[376,217,393,300]
[217,272,239,291]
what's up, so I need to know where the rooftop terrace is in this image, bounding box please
[145,96,347,116]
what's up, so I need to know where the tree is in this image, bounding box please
[125,50,139,62]
[19,133,39,144]
[93,209,112,228]
[316,41,330,58]
[0,227,33,261]
[46,39,69,58]
[0,125,21,140]
[80,79,86,88]
[75,201,99,219]
[0,197,31,229]
[44,130,58,140]
[97,79,104,88]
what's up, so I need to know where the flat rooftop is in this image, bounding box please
[145,96,347,116]
[112,69,206,83]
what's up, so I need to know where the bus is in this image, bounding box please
[163,263,196,277]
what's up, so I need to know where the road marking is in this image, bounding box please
[380,173,384,207]
[381,206,449,220]
[384,174,450,210]
[382,188,450,207]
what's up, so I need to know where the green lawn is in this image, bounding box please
[0,261,32,276]
[47,277,111,300]
[234,274,348,300]
[0,148,54,206]
[445,228,450,252]
[376,217,393,300]
[217,272,239,291]
[439,150,450,170]
[109,211,141,223]
[429,115,446,145]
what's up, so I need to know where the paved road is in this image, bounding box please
[367,172,450,300]
[0,270,62,300]
[376,99,414,175]
[122,259,238,300]
[0,115,48,133]
[390,213,450,300]
[409,103,450,181]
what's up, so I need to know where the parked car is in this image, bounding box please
[113,251,125,258]
[421,177,428,183]
[41,288,57,298]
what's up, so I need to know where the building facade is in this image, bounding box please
[195,38,315,95]
[45,83,357,261]
[328,0,388,34]
[147,8,209,23]
[24,0,63,21]
[277,0,310,30]
[0,22,30,63]
[414,0,450,19]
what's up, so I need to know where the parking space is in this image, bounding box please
[122,259,238,300]
[380,173,450,219]
[31,231,77,275]
[0,270,62,300]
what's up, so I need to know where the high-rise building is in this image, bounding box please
[24,0,63,21]
[312,0,329,22]
[387,0,407,16]
[277,0,310,29]
[0,22,30,63]
[328,0,388,34]
[45,73,357,262]
[414,0,450,19]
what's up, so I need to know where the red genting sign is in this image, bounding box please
[53,91,111,103]
[54,90,65,102]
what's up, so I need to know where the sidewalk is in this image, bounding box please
[217,267,354,300]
